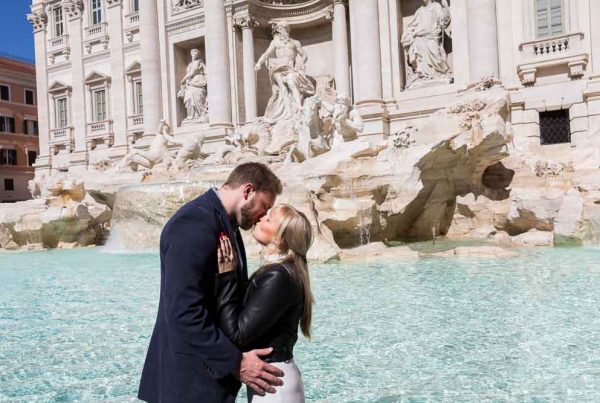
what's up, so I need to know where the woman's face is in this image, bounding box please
[252,209,282,247]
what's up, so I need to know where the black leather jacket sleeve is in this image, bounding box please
[215,265,295,347]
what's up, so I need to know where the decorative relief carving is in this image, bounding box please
[173,0,202,13]
[106,0,123,7]
[27,9,48,32]
[234,16,259,30]
[62,0,84,20]
[243,0,332,24]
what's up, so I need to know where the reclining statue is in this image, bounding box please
[117,120,173,171]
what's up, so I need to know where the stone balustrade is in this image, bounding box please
[125,12,140,27]
[49,127,75,153]
[127,115,144,132]
[84,23,109,53]
[87,120,113,136]
[85,23,108,39]
[519,32,584,59]
[517,32,588,86]
[48,35,69,52]
[86,120,114,149]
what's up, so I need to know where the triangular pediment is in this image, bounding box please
[48,80,71,94]
[84,71,110,85]
[125,61,141,75]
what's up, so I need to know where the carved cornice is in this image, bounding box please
[165,15,204,35]
[106,0,123,8]
[233,0,332,26]
[62,0,84,20]
[27,9,48,33]
[234,16,259,30]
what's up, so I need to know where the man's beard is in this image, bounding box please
[239,199,256,230]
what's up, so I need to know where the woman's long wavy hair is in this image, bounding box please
[258,204,314,339]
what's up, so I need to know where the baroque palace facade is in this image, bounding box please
[27,0,600,174]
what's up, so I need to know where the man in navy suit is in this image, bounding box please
[139,162,285,402]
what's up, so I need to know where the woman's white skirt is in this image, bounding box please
[248,359,305,403]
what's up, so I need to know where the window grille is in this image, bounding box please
[540,110,570,145]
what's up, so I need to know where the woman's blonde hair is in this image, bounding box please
[259,204,314,339]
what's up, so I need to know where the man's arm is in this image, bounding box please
[161,215,241,379]
[215,267,295,347]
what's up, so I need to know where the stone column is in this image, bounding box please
[590,1,600,77]
[139,0,162,135]
[349,0,382,104]
[235,16,258,122]
[64,0,87,159]
[466,0,498,82]
[27,6,50,170]
[328,0,351,96]
[106,0,127,152]
[205,0,233,128]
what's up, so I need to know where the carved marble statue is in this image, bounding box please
[255,21,315,123]
[401,0,451,86]
[163,131,207,171]
[285,95,331,163]
[178,49,208,124]
[118,120,173,171]
[322,93,364,147]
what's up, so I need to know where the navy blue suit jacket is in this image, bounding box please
[138,189,248,403]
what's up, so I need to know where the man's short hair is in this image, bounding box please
[223,162,283,195]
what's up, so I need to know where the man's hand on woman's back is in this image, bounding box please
[235,347,284,396]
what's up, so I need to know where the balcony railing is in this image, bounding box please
[48,35,69,52]
[49,127,74,152]
[86,120,114,149]
[85,22,108,39]
[519,32,584,60]
[86,119,113,137]
[127,114,144,131]
[50,127,72,141]
[517,32,588,85]
[125,12,140,26]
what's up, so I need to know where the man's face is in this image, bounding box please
[238,190,276,230]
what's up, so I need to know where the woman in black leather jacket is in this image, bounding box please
[216,204,314,403]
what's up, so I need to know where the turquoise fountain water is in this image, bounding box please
[2,247,600,402]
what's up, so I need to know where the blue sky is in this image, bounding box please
[0,0,35,62]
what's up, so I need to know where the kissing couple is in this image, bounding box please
[138,162,314,402]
